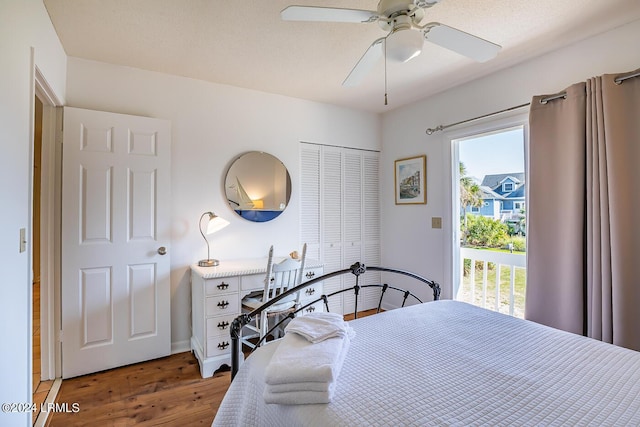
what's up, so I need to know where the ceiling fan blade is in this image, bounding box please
[342,38,385,87]
[281,6,378,23]
[423,23,501,62]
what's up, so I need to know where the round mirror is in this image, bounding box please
[224,151,292,222]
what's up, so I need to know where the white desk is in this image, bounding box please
[190,258,323,378]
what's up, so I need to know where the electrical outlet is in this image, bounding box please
[431,217,442,229]
[19,228,26,252]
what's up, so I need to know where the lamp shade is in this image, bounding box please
[386,29,423,63]
[206,214,230,234]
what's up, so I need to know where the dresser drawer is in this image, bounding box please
[240,273,266,291]
[206,314,237,338]
[204,276,239,295]
[300,300,325,315]
[299,282,322,302]
[205,293,239,316]
[302,267,323,282]
[206,336,231,358]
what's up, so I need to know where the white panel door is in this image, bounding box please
[61,107,171,378]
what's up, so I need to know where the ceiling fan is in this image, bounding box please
[281,0,501,87]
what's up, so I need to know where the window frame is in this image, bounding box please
[445,109,529,300]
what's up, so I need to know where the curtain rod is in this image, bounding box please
[425,69,640,135]
[425,102,529,135]
[615,69,640,84]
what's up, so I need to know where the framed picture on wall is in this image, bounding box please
[394,155,427,205]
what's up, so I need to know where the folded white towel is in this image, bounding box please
[264,389,332,405]
[266,381,334,394]
[284,312,355,343]
[264,331,351,385]
[264,380,336,404]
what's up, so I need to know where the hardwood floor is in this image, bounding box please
[45,309,378,426]
[45,352,230,427]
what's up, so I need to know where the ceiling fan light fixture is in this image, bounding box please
[385,28,423,63]
[279,1,502,90]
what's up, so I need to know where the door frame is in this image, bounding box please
[443,109,529,300]
[34,66,63,380]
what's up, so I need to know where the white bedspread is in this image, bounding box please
[213,300,640,426]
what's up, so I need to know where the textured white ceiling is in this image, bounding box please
[44,0,640,113]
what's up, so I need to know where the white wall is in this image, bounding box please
[380,19,640,300]
[0,1,66,425]
[64,59,381,349]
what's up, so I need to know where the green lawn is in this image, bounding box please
[457,261,526,318]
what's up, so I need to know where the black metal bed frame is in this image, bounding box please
[229,262,440,379]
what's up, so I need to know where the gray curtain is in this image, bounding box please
[526,69,640,351]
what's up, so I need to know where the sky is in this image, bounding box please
[458,128,525,182]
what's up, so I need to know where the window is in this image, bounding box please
[503,182,514,192]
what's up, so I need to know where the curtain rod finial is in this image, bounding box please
[426,125,443,135]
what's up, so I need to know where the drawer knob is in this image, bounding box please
[217,300,230,309]
[217,282,230,290]
[305,271,315,279]
[217,321,229,330]
[306,306,316,313]
[305,288,316,296]
[217,341,229,350]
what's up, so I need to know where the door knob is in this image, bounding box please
[157,246,167,255]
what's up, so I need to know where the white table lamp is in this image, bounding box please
[198,211,229,267]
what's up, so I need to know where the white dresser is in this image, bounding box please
[190,258,323,378]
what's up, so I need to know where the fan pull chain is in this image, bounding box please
[384,38,388,106]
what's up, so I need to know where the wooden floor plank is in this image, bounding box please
[46,352,228,426]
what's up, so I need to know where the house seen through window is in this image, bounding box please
[456,126,527,318]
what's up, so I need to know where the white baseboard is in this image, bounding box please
[171,340,191,354]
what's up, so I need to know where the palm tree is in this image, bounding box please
[518,207,526,236]
[459,162,482,244]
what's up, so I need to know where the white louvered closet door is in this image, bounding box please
[342,150,363,314]
[300,146,321,261]
[299,142,380,315]
[362,151,382,310]
[322,146,344,314]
